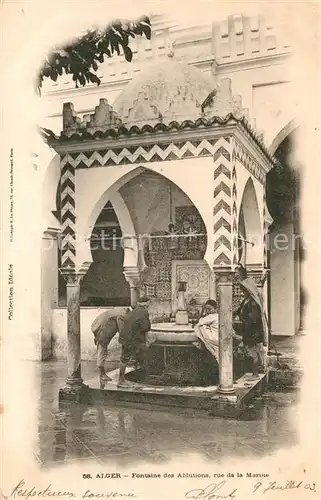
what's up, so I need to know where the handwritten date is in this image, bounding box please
[253,480,317,494]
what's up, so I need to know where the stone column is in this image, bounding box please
[130,286,139,308]
[215,268,235,394]
[123,266,140,307]
[59,270,89,403]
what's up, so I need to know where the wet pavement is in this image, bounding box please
[34,360,300,468]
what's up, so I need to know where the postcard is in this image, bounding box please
[1,1,320,499]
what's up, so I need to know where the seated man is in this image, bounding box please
[117,296,151,387]
[194,300,243,362]
[91,307,129,382]
[193,299,219,364]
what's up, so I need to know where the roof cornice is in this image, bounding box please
[45,114,277,169]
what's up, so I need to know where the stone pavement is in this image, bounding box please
[35,358,299,468]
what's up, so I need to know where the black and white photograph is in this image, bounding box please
[1,1,320,499]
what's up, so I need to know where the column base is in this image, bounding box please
[59,383,91,404]
[210,391,238,418]
[210,372,269,417]
[217,385,235,395]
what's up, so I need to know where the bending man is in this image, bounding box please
[117,296,151,387]
[91,307,129,382]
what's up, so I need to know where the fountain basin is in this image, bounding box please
[149,322,198,343]
[134,322,219,387]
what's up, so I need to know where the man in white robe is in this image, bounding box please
[194,300,219,363]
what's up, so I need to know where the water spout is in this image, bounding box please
[175,281,189,325]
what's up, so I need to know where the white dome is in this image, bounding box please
[112,59,215,127]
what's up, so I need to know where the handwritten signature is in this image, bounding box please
[1,480,136,500]
[184,479,317,499]
[185,481,237,500]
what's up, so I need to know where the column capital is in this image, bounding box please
[246,267,269,286]
[123,266,140,287]
[43,226,60,238]
[214,267,235,284]
[59,268,87,285]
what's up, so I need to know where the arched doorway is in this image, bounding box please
[76,167,211,318]
[267,129,302,335]
[238,177,262,266]
[233,177,263,313]
[80,202,131,306]
[58,199,132,307]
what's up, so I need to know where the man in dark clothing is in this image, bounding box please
[117,296,151,386]
[91,307,129,382]
[234,278,268,376]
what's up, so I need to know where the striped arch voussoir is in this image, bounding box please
[60,157,76,269]
[213,137,233,267]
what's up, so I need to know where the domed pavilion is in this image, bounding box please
[48,56,276,413]
[112,59,215,126]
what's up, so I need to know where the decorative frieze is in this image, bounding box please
[59,137,267,189]
[61,138,222,168]
[234,139,265,184]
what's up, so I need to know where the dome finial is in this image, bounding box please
[166,39,176,59]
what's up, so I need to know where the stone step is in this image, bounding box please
[75,369,269,418]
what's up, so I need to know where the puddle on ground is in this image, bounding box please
[35,361,300,468]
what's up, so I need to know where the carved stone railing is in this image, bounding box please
[42,14,292,94]
[212,15,291,64]
[62,99,122,134]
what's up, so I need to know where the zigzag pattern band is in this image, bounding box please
[213,137,235,266]
[60,161,76,269]
[231,144,238,266]
[61,138,264,184]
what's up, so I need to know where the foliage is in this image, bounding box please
[37,16,151,91]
